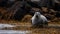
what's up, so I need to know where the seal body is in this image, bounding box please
[31,12,48,27]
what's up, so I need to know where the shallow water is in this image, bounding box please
[0,24,15,29]
[0,30,31,34]
[0,24,31,34]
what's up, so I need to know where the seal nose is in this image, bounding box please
[36,15,38,18]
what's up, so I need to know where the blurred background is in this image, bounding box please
[0,0,60,22]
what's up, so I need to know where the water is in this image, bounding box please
[0,24,15,29]
[0,24,31,34]
[0,30,31,34]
